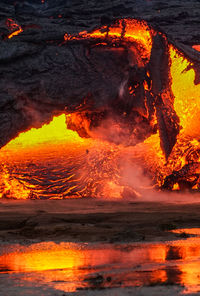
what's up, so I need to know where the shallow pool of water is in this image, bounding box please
[1,230,200,295]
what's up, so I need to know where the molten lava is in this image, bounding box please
[1,18,200,198]
[0,114,130,199]
[142,45,200,189]
[64,19,153,63]
[4,114,85,149]
[6,18,23,39]
[0,114,92,199]
[192,45,200,52]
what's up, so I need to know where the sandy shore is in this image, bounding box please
[0,198,200,244]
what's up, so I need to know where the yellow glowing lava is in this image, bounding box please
[6,18,23,39]
[4,114,85,150]
[170,46,200,137]
[0,165,31,200]
[8,28,23,39]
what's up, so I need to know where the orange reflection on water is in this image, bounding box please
[1,236,200,293]
[0,242,141,292]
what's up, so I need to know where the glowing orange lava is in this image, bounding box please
[0,114,93,199]
[6,18,23,39]
[64,19,153,63]
[0,114,128,200]
[192,45,200,52]
[138,44,200,187]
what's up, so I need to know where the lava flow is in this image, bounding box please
[1,19,200,199]
[6,18,23,39]
[0,114,129,200]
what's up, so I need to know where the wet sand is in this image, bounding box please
[0,198,200,244]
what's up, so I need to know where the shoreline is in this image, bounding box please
[0,198,200,244]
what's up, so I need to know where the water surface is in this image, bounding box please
[1,230,200,295]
